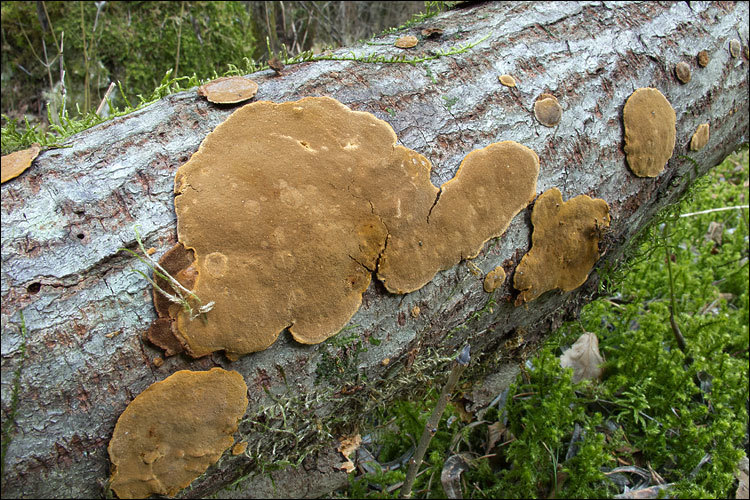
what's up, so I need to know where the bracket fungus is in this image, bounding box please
[690,123,710,151]
[697,50,710,68]
[533,93,562,127]
[483,266,507,293]
[729,39,741,58]
[197,76,258,104]
[513,188,610,304]
[108,368,248,499]
[158,96,539,359]
[622,88,676,178]
[1,143,41,183]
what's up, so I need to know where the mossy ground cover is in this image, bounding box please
[339,148,749,499]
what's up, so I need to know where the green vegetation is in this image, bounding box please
[338,149,749,498]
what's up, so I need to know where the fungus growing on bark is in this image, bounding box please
[514,188,610,304]
[690,123,710,151]
[483,266,506,293]
[622,88,676,177]
[162,96,539,358]
[697,50,710,67]
[197,77,259,104]
[674,61,691,83]
[108,368,248,499]
[395,35,418,48]
[498,75,516,87]
[231,441,248,456]
[729,39,741,58]
[533,93,562,127]
[1,143,41,183]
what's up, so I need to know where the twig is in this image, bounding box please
[400,345,470,499]
[680,205,749,217]
[95,81,116,116]
[663,223,688,354]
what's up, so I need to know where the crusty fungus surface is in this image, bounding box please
[675,61,691,83]
[697,50,710,67]
[108,368,248,499]
[1,143,41,183]
[622,88,676,178]
[167,96,539,358]
[729,39,741,58]
[483,266,506,293]
[690,123,710,151]
[514,188,610,304]
[197,76,259,104]
[533,93,562,127]
[395,35,418,48]
[498,75,516,87]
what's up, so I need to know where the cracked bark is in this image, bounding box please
[1,2,748,498]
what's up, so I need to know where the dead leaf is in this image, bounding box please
[486,421,506,453]
[705,221,724,245]
[560,332,604,382]
[336,434,361,473]
[1,143,41,183]
[441,454,469,499]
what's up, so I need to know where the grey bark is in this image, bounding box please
[1,2,748,498]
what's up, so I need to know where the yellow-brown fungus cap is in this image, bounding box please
[622,88,676,177]
[197,77,258,104]
[690,123,710,151]
[675,61,691,83]
[729,39,741,58]
[533,93,562,127]
[395,35,418,48]
[498,75,516,87]
[483,266,506,293]
[167,97,538,358]
[514,188,610,304]
[1,144,41,183]
[108,368,248,499]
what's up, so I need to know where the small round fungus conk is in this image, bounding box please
[395,35,418,48]
[164,96,539,358]
[729,39,741,58]
[1,143,41,183]
[674,61,691,84]
[498,75,516,87]
[533,93,562,127]
[108,368,248,499]
[622,87,676,178]
[483,266,506,293]
[690,123,710,151]
[197,76,259,104]
[513,188,610,304]
[697,50,710,67]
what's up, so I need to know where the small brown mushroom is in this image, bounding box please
[729,39,741,58]
[421,28,443,39]
[697,50,710,67]
[533,93,562,127]
[268,56,285,75]
[498,75,516,87]
[690,123,710,151]
[514,188,610,304]
[1,143,41,183]
[483,266,506,293]
[395,35,418,48]
[108,368,248,499]
[622,87,676,177]
[197,77,258,104]
[674,61,691,84]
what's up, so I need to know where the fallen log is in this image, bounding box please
[1,1,748,498]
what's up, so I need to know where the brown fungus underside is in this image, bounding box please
[622,87,676,178]
[513,188,610,305]
[108,368,248,499]
[163,96,539,358]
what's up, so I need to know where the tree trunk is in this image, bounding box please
[1,2,748,498]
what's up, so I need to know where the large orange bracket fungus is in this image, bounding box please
[622,87,676,178]
[155,96,539,359]
[107,368,248,499]
[513,188,610,304]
